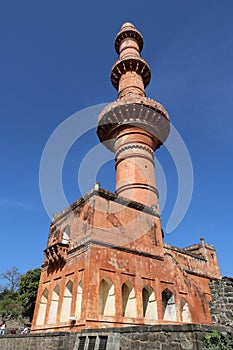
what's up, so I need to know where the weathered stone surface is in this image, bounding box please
[31,22,221,335]
[31,189,221,333]
[210,277,233,327]
[0,324,232,350]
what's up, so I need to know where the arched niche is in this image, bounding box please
[181,298,192,322]
[98,277,115,316]
[162,288,177,321]
[122,281,137,318]
[36,288,49,325]
[48,285,60,324]
[76,280,83,319]
[142,286,158,321]
[60,280,73,322]
[62,225,70,244]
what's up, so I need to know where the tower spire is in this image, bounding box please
[97,22,170,209]
[111,22,149,100]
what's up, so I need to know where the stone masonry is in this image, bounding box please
[0,324,232,350]
[209,277,233,327]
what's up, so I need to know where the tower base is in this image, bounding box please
[31,189,220,333]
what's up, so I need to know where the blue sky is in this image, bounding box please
[0,1,233,280]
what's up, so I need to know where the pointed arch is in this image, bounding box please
[181,298,192,322]
[98,277,115,316]
[162,288,177,321]
[36,288,49,325]
[60,280,73,322]
[142,286,158,321]
[62,225,70,244]
[76,280,83,319]
[122,281,136,318]
[48,284,60,324]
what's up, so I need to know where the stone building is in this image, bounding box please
[31,23,221,333]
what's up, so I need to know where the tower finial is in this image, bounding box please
[121,22,135,29]
[114,22,143,54]
[112,23,150,99]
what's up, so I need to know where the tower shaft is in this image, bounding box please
[114,126,158,207]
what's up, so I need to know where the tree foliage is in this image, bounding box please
[0,288,23,318]
[0,267,41,321]
[18,268,41,320]
[0,267,23,319]
[204,330,233,349]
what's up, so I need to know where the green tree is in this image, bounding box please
[0,288,23,318]
[0,267,23,319]
[204,330,233,349]
[18,268,41,321]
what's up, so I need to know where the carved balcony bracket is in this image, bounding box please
[43,242,69,267]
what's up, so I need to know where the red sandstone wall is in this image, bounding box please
[32,192,220,333]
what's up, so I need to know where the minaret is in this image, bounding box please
[31,22,221,335]
[97,22,170,209]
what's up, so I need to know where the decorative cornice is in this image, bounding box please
[68,239,164,262]
[97,100,170,150]
[115,144,154,158]
[111,57,151,90]
[114,22,143,54]
[51,187,160,224]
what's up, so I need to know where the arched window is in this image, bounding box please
[36,288,49,325]
[76,281,83,319]
[98,277,115,316]
[62,225,70,244]
[122,281,136,318]
[60,280,73,322]
[142,286,158,321]
[162,288,177,321]
[181,298,192,322]
[48,285,60,324]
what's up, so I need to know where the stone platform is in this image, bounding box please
[0,324,232,350]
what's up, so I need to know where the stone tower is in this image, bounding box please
[31,23,221,333]
[97,22,169,209]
